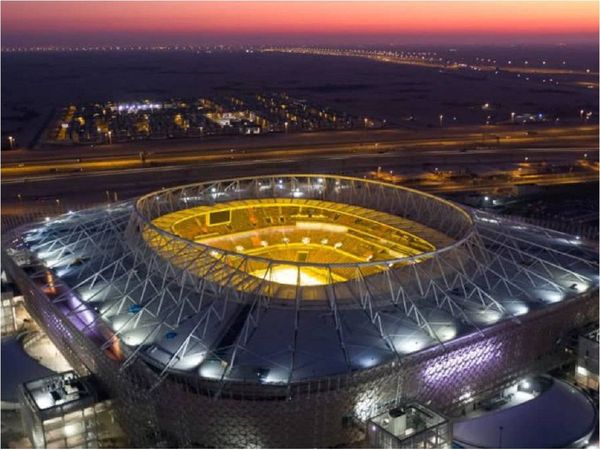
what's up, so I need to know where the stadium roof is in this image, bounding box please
[4,175,598,388]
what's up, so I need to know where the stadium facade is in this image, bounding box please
[2,175,598,448]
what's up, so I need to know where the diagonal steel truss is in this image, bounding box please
[5,175,598,392]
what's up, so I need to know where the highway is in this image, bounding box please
[2,144,596,201]
[2,123,597,233]
[389,172,600,194]
[2,125,597,179]
[263,48,600,78]
[2,153,597,229]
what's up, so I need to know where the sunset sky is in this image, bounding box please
[2,1,598,47]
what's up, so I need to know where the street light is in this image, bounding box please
[580,109,585,121]
[107,130,112,144]
[284,121,289,133]
[511,112,516,123]
[7,136,14,149]
[364,117,368,129]
[439,114,444,127]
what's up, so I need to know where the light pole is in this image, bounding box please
[439,114,444,127]
[8,136,14,149]
[580,109,585,121]
[107,130,112,144]
[364,117,368,130]
[284,121,289,133]
[511,112,515,123]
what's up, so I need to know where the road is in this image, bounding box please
[413,172,599,193]
[2,124,597,232]
[263,48,600,78]
[2,125,597,179]
[2,155,597,230]
[2,145,597,234]
[2,145,596,202]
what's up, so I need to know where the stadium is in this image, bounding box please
[2,174,598,448]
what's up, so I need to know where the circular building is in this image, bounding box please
[453,376,597,448]
[2,175,598,448]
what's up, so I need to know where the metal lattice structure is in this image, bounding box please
[2,175,598,448]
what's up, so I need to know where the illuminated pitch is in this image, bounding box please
[148,198,449,286]
[250,266,329,286]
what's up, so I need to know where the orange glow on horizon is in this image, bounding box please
[2,1,598,42]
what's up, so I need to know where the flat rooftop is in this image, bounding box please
[453,377,597,448]
[23,371,94,412]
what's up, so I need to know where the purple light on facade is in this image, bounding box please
[66,293,95,326]
[55,291,110,346]
[422,339,503,384]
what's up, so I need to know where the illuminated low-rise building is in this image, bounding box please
[19,372,125,448]
[367,403,450,449]
[575,328,599,391]
[1,266,28,336]
[1,281,22,335]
